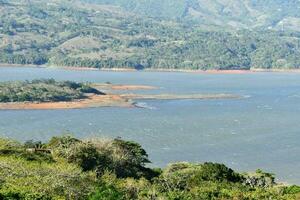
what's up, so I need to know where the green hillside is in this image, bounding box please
[1,0,300,70]
[85,0,300,31]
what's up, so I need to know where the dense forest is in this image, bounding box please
[0,135,299,199]
[1,0,300,70]
[0,79,103,103]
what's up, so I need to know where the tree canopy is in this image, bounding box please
[0,79,103,103]
[0,136,299,199]
[1,0,300,70]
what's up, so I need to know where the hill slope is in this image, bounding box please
[84,0,300,31]
[0,0,300,70]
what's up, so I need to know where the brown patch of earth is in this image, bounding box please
[0,94,133,110]
[0,93,242,110]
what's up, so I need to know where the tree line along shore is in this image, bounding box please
[1,1,300,71]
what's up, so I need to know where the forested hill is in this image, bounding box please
[83,0,300,32]
[0,0,300,70]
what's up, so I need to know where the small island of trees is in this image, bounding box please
[0,79,104,103]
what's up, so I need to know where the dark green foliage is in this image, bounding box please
[19,151,54,163]
[46,136,155,179]
[284,185,300,194]
[79,84,105,95]
[24,140,44,149]
[67,142,102,171]
[111,139,151,178]
[157,162,242,193]
[89,139,154,179]
[112,139,150,165]
[0,79,103,103]
[89,183,125,200]
[192,162,242,183]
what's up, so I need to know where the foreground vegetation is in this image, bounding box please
[0,79,103,103]
[0,136,299,199]
[1,0,300,70]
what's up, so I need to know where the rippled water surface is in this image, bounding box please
[0,67,300,184]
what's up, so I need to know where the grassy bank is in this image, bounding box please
[0,136,299,200]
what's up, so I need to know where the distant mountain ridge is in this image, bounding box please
[83,0,300,31]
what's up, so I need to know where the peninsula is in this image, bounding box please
[0,79,241,110]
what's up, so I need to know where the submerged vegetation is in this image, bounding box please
[0,136,299,199]
[0,79,103,103]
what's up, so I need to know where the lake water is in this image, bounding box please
[0,66,300,184]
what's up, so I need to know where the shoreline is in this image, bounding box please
[0,94,134,110]
[121,93,242,100]
[0,79,242,110]
[1,63,300,74]
[92,83,158,91]
[0,63,46,68]
[0,92,242,110]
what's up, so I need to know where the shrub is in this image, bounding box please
[0,138,23,155]
[158,162,242,192]
[109,139,151,178]
[85,138,156,179]
[89,183,125,200]
[47,135,81,158]
[192,162,242,183]
[243,169,275,188]
[158,162,199,191]
[24,140,44,149]
[67,142,105,171]
[284,185,300,194]
[20,151,54,163]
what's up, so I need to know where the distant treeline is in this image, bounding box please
[50,31,300,70]
[0,79,102,103]
[1,1,300,70]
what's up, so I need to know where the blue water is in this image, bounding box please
[0,67,300,184]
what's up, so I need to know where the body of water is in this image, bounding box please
[0,67,300,184]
